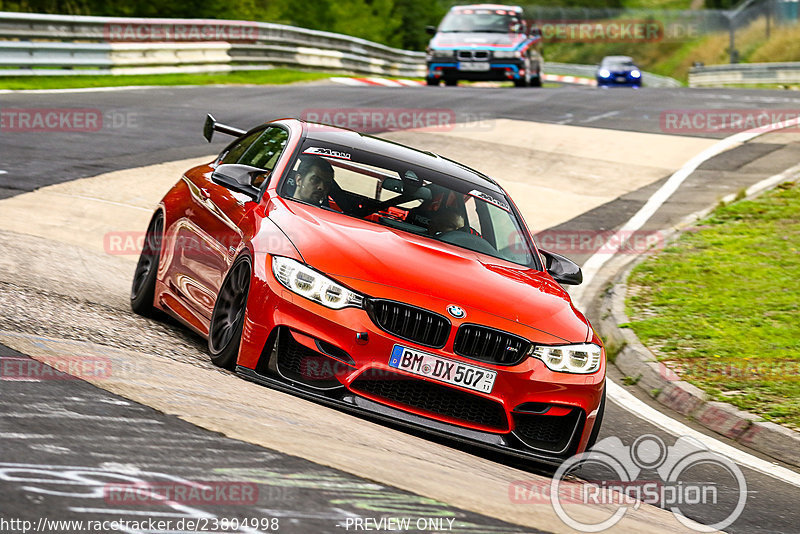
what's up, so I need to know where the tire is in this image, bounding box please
[208,255,252,370]
[585,386,606,451]
[426,77,439,86]
[130,211,164,316]
[530,70,542,87]
[514,59,531,87]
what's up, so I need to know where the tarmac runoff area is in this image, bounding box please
[0,119,723,533]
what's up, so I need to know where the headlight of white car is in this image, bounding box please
[427,48,454,59]
[530,343,602,373]
[272,256,364,309]
[493,50,521,59]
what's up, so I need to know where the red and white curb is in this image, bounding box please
[331,75,596,87]
[543,73,596,86]
[330,77,424,87]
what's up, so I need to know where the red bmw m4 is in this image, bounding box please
[131,115,606,465]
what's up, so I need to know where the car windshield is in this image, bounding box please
[603,59,636,69]
[281,142,536,267]
[439,8,523,33]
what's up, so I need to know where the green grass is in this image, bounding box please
[0,68,339,90]
[543,15,800,84]
[626,182,800,429]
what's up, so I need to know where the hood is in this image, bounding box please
[430,32,527,50]
[269,201,589,343]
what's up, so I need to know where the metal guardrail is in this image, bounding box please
[689,62,800,86]
[0,11,426,77]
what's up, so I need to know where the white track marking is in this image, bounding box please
[581,110,620,124]
[46,191,153,211]
[576,119,798,296]
[575,117,800,484]
[0,170,7,175]
[608,381,800,488]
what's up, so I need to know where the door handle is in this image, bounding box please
[199,188,211,199]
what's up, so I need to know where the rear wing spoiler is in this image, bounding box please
[203,114,247,143]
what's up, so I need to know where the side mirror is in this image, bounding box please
[211,164,265,201]
[425,25,437,36]
[540,249,583,285]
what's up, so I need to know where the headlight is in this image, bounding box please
[493,50,521,59]
[530,343,602,374]
[598,68,611,78]
[272,256,364,310]
[427,48,454,59]
[630,69,641,78]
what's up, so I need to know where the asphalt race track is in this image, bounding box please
[1,82,799,533]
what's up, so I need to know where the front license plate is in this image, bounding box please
[458,62,490,72]
[388,345,496,394]
[616,76,627,82]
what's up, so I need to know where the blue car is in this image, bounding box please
[596,56,642,87]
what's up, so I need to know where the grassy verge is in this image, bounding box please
[626,182,800,429]
[0,68,339,90]
[544,17,800,84]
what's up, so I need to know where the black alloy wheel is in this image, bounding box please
[131,212,164,316]
[209,255,252,369]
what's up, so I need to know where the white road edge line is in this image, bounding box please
[46,191,153,212]
[607,381,800,488]
[0,170,7,175]
[575,117,800,486]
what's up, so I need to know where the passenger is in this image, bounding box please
[293,155,334,205]
[429,208,465,235]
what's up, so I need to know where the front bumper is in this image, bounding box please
[237,364,591,466]
[596,73,642,86]
[237,272,605,464]
[427,61,529,82]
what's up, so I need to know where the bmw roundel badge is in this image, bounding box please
[447,305,466,319]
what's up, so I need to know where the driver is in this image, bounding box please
[293,155,334,205]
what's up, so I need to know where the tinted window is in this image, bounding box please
[237,127,289,170]
[219,129,263,165]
